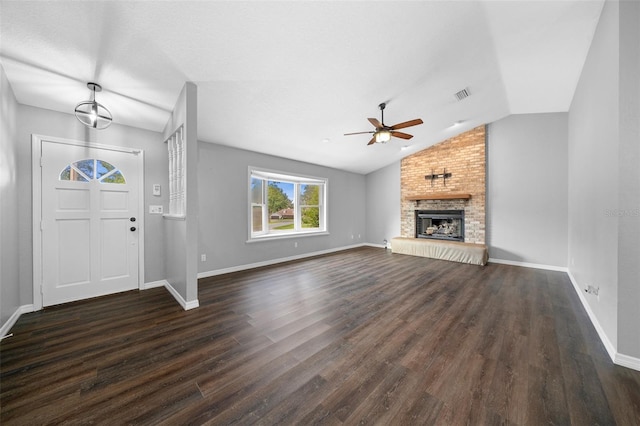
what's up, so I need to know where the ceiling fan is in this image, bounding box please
[344,102,423,145]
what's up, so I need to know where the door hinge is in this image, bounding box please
[40,220,44,231]
[40,157,44,167]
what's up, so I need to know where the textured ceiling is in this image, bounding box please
[0,0,604,174]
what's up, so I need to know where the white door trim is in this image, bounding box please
[32,134,145,310]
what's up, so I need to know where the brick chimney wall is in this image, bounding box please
[400,125,486,244]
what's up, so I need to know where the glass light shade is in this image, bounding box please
[375,130,391,143]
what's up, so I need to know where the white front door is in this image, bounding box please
[38,138,142,306]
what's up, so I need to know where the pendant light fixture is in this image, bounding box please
[75,82,112,130]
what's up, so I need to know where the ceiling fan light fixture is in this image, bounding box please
[75,82,112,130]
[375,130,392,143]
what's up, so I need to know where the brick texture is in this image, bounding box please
[400,125,486,244]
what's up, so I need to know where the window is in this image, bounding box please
[249,168,327,240]
[59,159,125,184]
[165,125,185,216]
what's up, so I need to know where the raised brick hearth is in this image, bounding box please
[401,125,486,244]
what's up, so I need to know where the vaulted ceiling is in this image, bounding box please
[1,1,604,174]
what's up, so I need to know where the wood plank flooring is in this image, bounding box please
[2,246,639,425]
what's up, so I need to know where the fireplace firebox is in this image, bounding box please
[415,210,464,242]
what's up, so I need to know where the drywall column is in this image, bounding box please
[163,82,199,309]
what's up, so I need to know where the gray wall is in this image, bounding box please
[197,142,366,272]
[568,0,640,361]
[13,105,167,306]
[0,64,20,327]
[617,0,640,360]
[568,0,620,351]
[487,113,568,267]
[365,161,401,247]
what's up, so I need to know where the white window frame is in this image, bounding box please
[248,167,328,242]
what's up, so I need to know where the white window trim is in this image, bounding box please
[248,167,328,242]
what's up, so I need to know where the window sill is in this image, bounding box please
[247,230,329,243]
[163,214,186,221]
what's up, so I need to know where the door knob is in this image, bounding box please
[130,217,136,222]
[130,227,136,232]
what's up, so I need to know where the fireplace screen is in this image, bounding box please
[415,210,464,242]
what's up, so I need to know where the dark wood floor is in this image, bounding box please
[2,246,639,425]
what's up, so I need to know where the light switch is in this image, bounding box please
[149,205,163,214]
[152,184,161,196]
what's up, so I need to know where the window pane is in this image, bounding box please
[96,160,116,179]
[251,178,263,204]
[73,159,95,179]
[252,205,263,232]
[268,181,294,234]
[100,170,126,184]
[60,165,89,182]
[301,207,320,229]
[300,184,320,205]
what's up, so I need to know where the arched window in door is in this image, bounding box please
[59,159,126,184]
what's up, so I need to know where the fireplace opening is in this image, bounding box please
[415,210,464,242]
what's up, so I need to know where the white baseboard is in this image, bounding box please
[197,243,370,279]
[488,257,568,272]
[1,304,35,339]
[567,270,617,361]
[364,243,388,249]
[141,279,168,290]
[162,280,199,311]
[565,270,639,371]
[615,353,640,371]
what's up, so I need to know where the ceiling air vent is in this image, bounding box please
[454,88,470,101]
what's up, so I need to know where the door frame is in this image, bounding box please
[32,134,145,310]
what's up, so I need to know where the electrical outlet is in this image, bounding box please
[201,254,206,262]
[152,184,161,196]
[149,205,163,214]
[585,285,599,296]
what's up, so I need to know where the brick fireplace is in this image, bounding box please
[400,125,486,244]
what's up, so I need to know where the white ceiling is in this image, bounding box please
[1,0,603,174]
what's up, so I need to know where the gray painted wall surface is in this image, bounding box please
[487,113,568,267]
[568,0,619,351]
[1,65,20,327]
[616,0,640,358]
[14,105,167,306]
[365,161,400,247]
[197,143,366,272]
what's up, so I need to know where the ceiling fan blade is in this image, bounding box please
[368,118,383,128]
[344,131,375,136]
[367,136,376,145]
[391,131,414,140]
[390,118,423,130]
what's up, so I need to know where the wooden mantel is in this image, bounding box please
[405,193,472,201]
